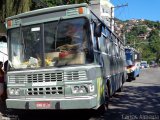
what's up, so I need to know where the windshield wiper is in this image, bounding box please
[0,50,8,56]
[54,17,62,51]
[20,24,26,54]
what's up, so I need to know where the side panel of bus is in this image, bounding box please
[91,14,126,109]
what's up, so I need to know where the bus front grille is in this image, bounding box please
[27,72,63,83]
[64,71,87,81]
[27,86,63,96]
[8,71,64,83]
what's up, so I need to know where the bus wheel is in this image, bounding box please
[97,103,108,115]
[132,76,136,80]
[117,77,124,92]
[96,85,110,115]
[105,84,110,108]
[117,86,123,92]
[132,72,136,80]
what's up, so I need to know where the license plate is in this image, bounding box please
[36,101,51,109]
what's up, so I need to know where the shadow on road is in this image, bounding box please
[15,109,96,120]
[104,85,160,120]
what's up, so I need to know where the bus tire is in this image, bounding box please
[95,83,110,115]
[132,72,136,80]
[117,75,124,92]
[94,103,106,116]
[132,76,136,80]
[117,83,123,92]
[117,86,123,92]
[105,84,110,108]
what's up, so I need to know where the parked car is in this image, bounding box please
[140,61,149,68]
[150,61,158,68]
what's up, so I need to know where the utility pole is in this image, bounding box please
[110,3,128,31]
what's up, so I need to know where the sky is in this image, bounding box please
[111,0,160,21]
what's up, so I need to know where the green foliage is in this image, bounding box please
[148,29,160,63]
[41,0,89,6]
[0,0,31,33]
[125,21,160,63]
[139,44,156,63]
[0,23,6,33]
[131,26,147,35]
[41,0,61,6]
[145,20,160,29]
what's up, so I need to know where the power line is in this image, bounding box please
[110,3,128,30]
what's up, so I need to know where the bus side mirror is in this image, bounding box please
[94,22,102,37]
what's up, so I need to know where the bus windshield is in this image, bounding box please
[9,18,93,69]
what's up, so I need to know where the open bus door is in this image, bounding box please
[0,35,8,63]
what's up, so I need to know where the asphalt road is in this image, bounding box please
[0,67,160,120]
[102,67,160,120]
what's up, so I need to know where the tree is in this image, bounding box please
[148,29,160,63]
[0,0,31,33]
[139,43,155,62]
[41,0,90,6]
[0,0,31,21]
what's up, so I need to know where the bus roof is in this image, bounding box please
[6,3,88,20]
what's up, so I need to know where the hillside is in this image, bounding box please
[115,19,160,63]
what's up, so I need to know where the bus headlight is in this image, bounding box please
[71,84,94,94]
[72,86,86,94]
[15,88,20,95]
[8,88,20,95]
[9,88,15,95]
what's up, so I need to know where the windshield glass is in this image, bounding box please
[8,18,93,70]
[9,26,41,69]
[44,18,93,67]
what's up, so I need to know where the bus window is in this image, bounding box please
[99,26,106,52]
[115,43,119,57]
[9,28,23,68]
[22,25,41,60]
[111,41,116,57]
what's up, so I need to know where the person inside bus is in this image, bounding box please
[65,24,87,52]
[0,61,5,101]
[65,23,94,62]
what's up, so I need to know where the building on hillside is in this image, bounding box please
[100,0,114,31]
[89,0,115,31]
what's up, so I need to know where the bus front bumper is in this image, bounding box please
[6,95,97,110]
